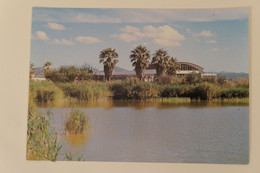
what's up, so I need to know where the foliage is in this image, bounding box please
[110,81,160,100]
[27,104,61,161]
[183,72,202,84]
[152,49,171,76]
[45,65,95,83]
[58,81,110,101]
[65,153,85,161]
[43,61,53,75]
[64,108,89,134]
[29,80,64,102]
[130,45,151,81]
[99,48,119,81]
[235,78,249,88]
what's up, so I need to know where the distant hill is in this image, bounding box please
[216,72,249,80]
[99,66,130,73]
[34,66,45,78]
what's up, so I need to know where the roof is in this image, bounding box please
[178,62,204,71]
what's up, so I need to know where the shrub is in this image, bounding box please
[110,81,160,100]
[160,85,186,98]
[235,78,249,88]
[26,105,61,161]
[46,65,95,83]
[29,80,64,102]
[64,108,89,134]
[219,87,249,98]
[58,82,110,101]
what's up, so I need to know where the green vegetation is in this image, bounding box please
[29,80,64,102]
[65,153,85,161]
[64,108,89,134]
[151,49,180,77]
[110,79,160,100]
[130,45,151,81]
[99,48,119,81]
[58,81,110,101]
[45,65,95,83]
[26,103,61,161]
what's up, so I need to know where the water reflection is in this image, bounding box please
[37,98,248,109]
[65,134,89,146]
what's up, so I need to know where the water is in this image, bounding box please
[39,100,249,164]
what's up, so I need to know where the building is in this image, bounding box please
[95,61,217,81]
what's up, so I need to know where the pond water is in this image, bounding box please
[39,100,249,164]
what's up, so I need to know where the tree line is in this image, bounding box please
[30,45,180,82]
[100,45,180,81]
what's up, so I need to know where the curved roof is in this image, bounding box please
[177,62,204,71]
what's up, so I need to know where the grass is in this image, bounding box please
[26,103,61,161]
[64,108,89,134]
[29,79,249,102]
[58,81,110,101]
[29,80,64,102]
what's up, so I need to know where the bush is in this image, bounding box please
[46,65,95,83]
[58,81,110,101]
[235,78,249,88]
[29,80,64,102]
[160,85,186,98]
[27,105,61,160]
[64,108,89,134]
[219,87,249,98]
[110,81,160,100]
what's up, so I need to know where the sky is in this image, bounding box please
[30,8,249,73]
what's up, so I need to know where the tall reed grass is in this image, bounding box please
[58,81,110,101]
[26,103,61,161]
[64,108,89,134]
[29,80,64,102]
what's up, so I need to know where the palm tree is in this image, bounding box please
[99,48,119,81]
[130,45,151,81]
[43,61,52,75]
[166,57,180,76]
[151,49,171,77]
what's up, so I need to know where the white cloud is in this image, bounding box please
[211,48,220,51]
[111,25,185,47]
[47,23,67,30]
[193,30,215,37]
[206,40,217,44]
[76,14,121,23]
[75,36,101,44]
[31,31,50,41]
[52,39,74,45]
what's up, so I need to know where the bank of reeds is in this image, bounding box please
[110,79,160,100]
[29,80,64,102]
[64,108,89,134]
[58,81,110,101]
[26,103,61,160]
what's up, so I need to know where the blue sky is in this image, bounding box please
[30,8,249,73]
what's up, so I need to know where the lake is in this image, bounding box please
[39,100,249,164]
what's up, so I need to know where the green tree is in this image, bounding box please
[43,61,53,75]
[130,45,151,81]
[99,48,119,81]
[166,57,180,76]
[151,49,171,77]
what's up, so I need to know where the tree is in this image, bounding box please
[43,61,53,75]
[151,49,172,77]
[130,45,151,81]
[166,57,180,76]
[99,48,119,81]
[29,63,35,78]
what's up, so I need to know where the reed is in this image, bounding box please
[64,108,89,134]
